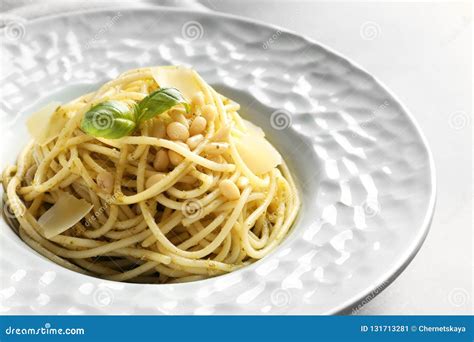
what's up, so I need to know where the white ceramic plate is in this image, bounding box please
[0,7,435,315]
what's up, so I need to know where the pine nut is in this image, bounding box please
[192,91,205,108]
[219,179,240,201]
[153,149,169,171]
[168,142,189,166]
[146,173,166,189]
[201,104,217,122]
[167,122,189,141]
[152,121,166,139]
[189,116,207,136]
[170,110,189,128]
[186,134,204,150]
[236,176,249,189]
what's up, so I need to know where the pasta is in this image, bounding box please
[1,66,300,283]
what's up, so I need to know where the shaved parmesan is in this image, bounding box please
[242,119,265,137]
[151,66,202,101]
[27,102,67,146]
[38,192,93,239]
[236,125,282,176]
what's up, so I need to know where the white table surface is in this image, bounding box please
[2,0,472,315]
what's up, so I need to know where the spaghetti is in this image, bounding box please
[1,66,300,284]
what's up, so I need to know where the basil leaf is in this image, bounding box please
[80,101,137,139]
[80,88,189,139]
[137,88,190,123]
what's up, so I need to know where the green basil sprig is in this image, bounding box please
[80,88,189,139]
[81,101,137,139]
[138,87,190,122]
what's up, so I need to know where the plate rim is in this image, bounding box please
[1,5,437,315]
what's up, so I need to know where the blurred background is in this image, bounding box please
[1,0,472,315]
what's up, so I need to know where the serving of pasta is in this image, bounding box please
[1,66,299,284]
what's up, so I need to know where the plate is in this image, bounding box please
[0,7,435,314]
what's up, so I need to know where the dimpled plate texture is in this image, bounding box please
[0,7,435,315]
